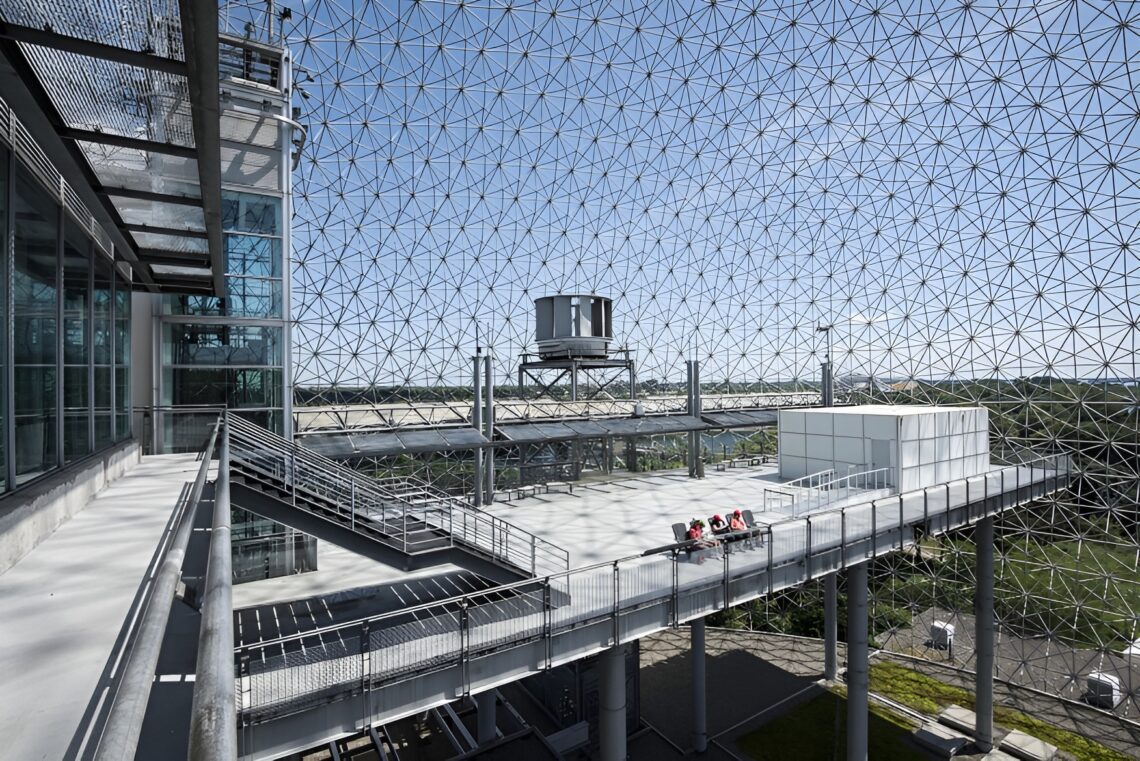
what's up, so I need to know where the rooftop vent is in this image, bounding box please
[534,294,613,360]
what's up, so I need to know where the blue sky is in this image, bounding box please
[281,0,1140,389]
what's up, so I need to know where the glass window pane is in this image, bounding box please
[63,220,91,461]
[162,323,282,366]
[93,256,113,451]
[114,273,131,441]
[13,164,59,483]
[226,234,281,278]
[0,147,7,491]
[226,276,281,317]
[222,191,281,235]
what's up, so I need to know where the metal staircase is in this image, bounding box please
[225,414,568,580]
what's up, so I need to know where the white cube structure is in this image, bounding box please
[778,405,990,491]
[930,621,955,649]
[1086,671,1123,708]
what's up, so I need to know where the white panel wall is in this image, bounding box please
[782,407,990,490]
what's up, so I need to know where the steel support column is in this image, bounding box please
[473,353,483,507]
[692,618,707,753]
[475,691,496,746]
[846,563,868,761]
[570,362,579,401]
[975,516,995,752]
[599,646,627,761]
[824,572,838,681]
[484,352,495,503]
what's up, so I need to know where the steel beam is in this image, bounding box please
[475,691,496,745]
[599,646,626,761]
[473,353,483,507]
[124,222,209,239]
[0,21,188,76]
[58,127,199,159]
[975,517,995,751]
[846,563,868,761]
[178,0,225,296]
[692,618,707,753]
[824,572,838,680]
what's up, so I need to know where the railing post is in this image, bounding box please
[544,580,553,668]
[899,497,905,550]
[612,561,621,646]
[360,621,371,726]
[805,518,812,579]
[766,528,774,595]
[722,542,730,609]
[460,599,470,695]
[350,478,356,532]
[870,500,876,559]
[671,550,680,627]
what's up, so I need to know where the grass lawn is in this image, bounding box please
[736,690,928,761]
[869,661,1131,761]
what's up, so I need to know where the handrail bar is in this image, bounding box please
[188,413,236,760]
[94,415,222,761]
[781,468,837,490]
[226,413,570,574]
[235,453,1067,653]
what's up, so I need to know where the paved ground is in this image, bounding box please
[637,628,833,760]
[881,607,1140,721]
[636,627,1140,759]
[0,453,203,761]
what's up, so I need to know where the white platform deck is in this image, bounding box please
[484,465,881,568]
[0,453,202,761]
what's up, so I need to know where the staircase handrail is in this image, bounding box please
[225,414,569,577]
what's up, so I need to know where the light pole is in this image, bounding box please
[817,323,833,407]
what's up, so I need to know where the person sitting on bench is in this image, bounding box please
[729,509,747,532]
[709,514,730,535]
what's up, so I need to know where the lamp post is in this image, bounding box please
[817,323,833,407]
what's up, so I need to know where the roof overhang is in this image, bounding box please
[0,0,224,294]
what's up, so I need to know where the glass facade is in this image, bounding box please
[158,190,287,451]
[1,145,131,494]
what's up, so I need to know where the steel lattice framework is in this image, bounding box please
[274,0,1139,722]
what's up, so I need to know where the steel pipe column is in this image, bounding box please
[475,691,497,745]
[692,618,708,753]
[472,352,483,507]
[599,646,627,761]
[975,516,995,752]
[846,563,868,761]
[824,572,838,681]
[484,352,495,503]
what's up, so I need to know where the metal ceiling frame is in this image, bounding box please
[0,8,225,295]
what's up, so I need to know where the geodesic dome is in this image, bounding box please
[275,0,1138,719]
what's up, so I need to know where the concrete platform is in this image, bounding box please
[999,729,1056,761]
[914,721,972,758]
[940,704,977,734]
[0,453,203,761]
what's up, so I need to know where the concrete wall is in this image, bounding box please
[0,441,141,575]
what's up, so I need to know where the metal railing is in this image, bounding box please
[226,414,569,578]
[781,468,837,491]
[94,416,222,761]
[790,467,893,516]
[235,454,1070,737]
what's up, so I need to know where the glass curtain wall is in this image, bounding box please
[1,145,130,495]
[160,190,286,450]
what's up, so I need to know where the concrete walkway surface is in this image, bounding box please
[0,453,203,761]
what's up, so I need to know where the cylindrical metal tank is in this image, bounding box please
[534,294,613,359]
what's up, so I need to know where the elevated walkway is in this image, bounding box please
[235,455,1069,760]
[0,453,205,761]
[227,415,568,584]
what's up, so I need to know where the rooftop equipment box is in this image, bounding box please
[778,405,989,492]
